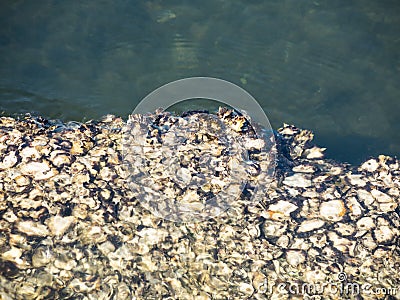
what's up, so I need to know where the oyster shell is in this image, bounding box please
[0,112,399,300]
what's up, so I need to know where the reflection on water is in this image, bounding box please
[0,0,399,164]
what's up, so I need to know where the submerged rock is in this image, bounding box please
[0,111,399,299]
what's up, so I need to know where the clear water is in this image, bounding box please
[0,0,399,164]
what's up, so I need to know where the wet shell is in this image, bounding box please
[32,245,53,268]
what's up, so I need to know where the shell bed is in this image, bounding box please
[0,109,399,300]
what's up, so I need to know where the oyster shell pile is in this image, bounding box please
[122,108,276,222]
[0,111,399,299]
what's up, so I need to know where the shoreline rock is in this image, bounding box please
[0,112,399,299]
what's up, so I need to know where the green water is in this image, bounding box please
[0,0,399,164]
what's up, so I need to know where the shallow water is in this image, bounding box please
[0,0,399,164]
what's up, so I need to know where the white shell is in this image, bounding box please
[346,196,364,217]
[17,221,49,236]
[47,216,75,237]
[50,150,72,167]
[14,175,30,186]
[267,200,298,219]
[297,219,325,233]
[360,159,379,172]
[286,250,306,267]
[347,174,366,187]
[361,233,377,250]
[262,220,287,237]
[54,253,77,271]
[0,151,18,169]
[303,146,325,159]
[2,247,23,264]
[176,167,192,185]
[20,146,41,161]
[276,235,291,248]
[370,189,392,203]
[327,231,355,252]
[244,138,265,149]
[20,161,57,180]
[356,217,375,231]
[138,228,168,245]
[238,282,254,296]
[319,200,346,221]
[283,173,312,188]
[292,164,315,173]
[374,226,396,244]
[357,189,375,206]
[334,223,355,236]
[304,269,327,283]
[309,233,328,248]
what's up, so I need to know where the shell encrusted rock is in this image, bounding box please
[0,111,399,299]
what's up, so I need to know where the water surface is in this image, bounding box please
[0,0,399,164]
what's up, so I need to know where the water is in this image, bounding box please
[0,0,399,164]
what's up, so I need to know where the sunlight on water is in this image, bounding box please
[0,0,399,164]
